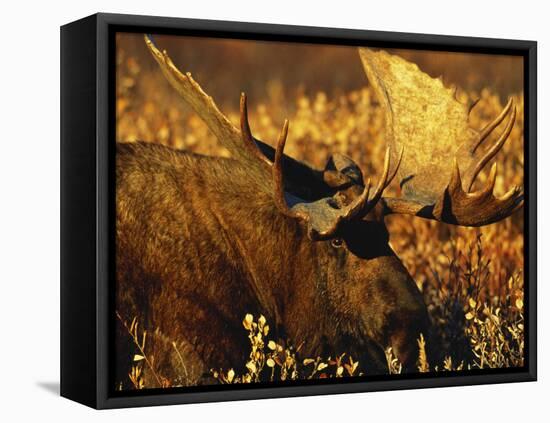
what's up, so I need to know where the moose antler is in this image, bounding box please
[144,34,328,196]
[145,34,293,177]
[145,34,399,240]
[359,48,523,226]
[240,93,401,240]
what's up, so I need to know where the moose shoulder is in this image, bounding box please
[115,36,524,387]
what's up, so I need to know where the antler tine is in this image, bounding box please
[385,146,404,190]
[472,98,514,153]
[467,104,516,192]
[502,185,523,202]
[478,162,498,198]
[426,158,524,227]
[345,146,398,220]
[368,147,393,204]
[239,93,272,168]
[340,179,372,220]
[272,119,298,218]
[467,97,481,116]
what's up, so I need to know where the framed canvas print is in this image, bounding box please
[60,13,537,409]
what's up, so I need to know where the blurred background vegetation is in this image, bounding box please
[116,32,525,387]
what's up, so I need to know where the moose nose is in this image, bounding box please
[350,254,429,371]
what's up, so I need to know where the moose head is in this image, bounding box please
[131,36,523,376]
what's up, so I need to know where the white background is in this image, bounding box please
[0,0,546,421]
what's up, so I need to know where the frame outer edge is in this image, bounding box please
[527,42,537,381]
[60,14,99,408]
[96,13,111,409]
[83,12,537,409]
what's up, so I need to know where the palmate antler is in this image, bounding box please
[145,35,401,240]
[144,35,261,168]
[359,48,524,226]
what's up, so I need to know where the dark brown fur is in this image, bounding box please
[116,141,429,386]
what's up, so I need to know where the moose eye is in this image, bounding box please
[331,238,344,249]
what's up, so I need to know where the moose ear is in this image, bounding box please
[323,153,364,189]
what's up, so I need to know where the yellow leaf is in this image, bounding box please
[258,315,267,327]
[133,354,145,362]
[336,366,344,376]
[246,361,257,373]
[268,341,277,350]
[468,298,477,309]
[317,362,328,371]
[141,331,147,349]
[516,298,524,310]
[303,358,315,366]
[227,369,235,383]
[266,358,276,367]
[465,312,474,320]
[263,325,270,336]
[242,314,253,330]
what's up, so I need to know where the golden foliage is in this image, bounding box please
[211,314,362,384]
[115,39,525,389]
[116,312,171,389]
[417,334,430,373]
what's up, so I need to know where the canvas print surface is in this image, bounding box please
[114,32,525,391]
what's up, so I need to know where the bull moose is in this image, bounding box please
[115,35,524,386]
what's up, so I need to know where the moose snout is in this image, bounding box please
[350,255,431,371]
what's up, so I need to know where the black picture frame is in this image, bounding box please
[61,12,537,409]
